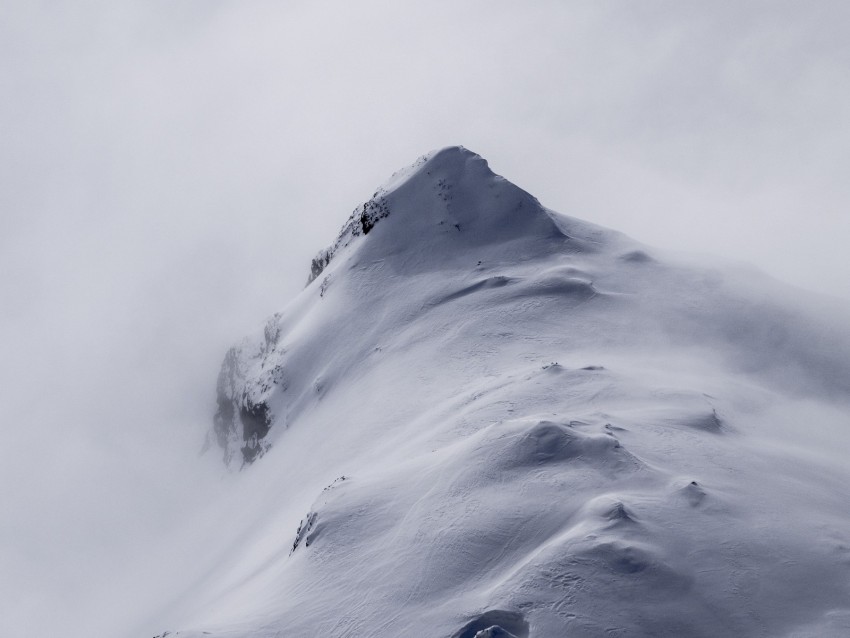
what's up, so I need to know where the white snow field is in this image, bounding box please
[150,147,850,637]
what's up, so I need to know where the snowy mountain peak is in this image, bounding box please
[307,146,566,285]
[189,149,850,637]
[215,148,626,468]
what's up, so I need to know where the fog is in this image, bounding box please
[1,2,849,636]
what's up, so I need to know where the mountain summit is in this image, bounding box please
[307,146,570,286]
[186,148,850,637]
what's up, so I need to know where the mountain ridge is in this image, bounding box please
[213,146,632,467]
[186,147,850,637]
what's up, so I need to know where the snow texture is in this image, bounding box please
[163,147,850,637]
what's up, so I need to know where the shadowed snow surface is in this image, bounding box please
[157,147,850,637]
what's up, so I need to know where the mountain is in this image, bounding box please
[164,147,850,637]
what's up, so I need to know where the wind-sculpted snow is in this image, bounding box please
[179,147,850,636]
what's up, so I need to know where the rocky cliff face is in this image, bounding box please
[212,314,284,466]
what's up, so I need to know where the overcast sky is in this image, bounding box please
[2,2,849,636]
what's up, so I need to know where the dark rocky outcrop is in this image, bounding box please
[306,190,391,285]
[452,610,529,638]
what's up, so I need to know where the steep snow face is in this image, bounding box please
[183,147,850,637]
[308,146,565,283]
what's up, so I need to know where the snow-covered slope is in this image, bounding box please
[162,147,850,637]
